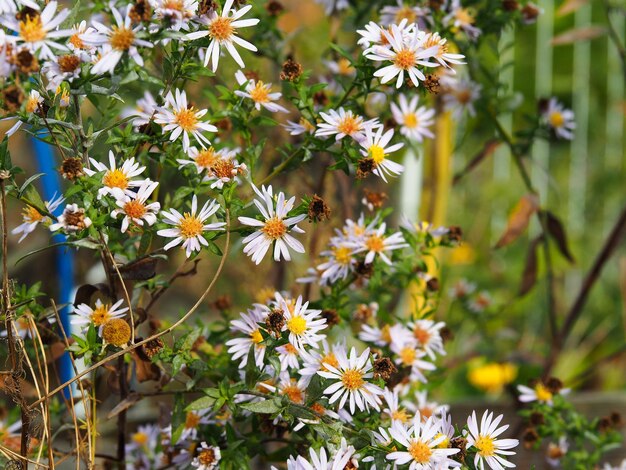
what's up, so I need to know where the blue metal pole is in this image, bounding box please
[31,134,74,398]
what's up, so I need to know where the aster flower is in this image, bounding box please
[443,0,481,40]
[542,98,575,140]
[234,70,288,113]
[163,408,213,442]
[191,442,221,470]
[150,0,198,31]
[84,151,147,199]
[66,20,98,60]
[178,146,246,189]
[468,291,493,313]
[419,31,465,69]
[42,53,83,90]
[359,126,405,182]
[380,1,429,27]
[316,239,357,285]
[283,117,316,136]
[0,1,71,60]
[111,180,161,233]
[315,107,379,142]
[186,0,259,73]
[12,193,64,242]
[299,340,344,385]
[391,94,435,142]
[404,391,449,422]
[123,90,158,128]
[386,414,460,469]
[275,292,327,352]
[317,346,384,414]
[382,387,412,423]
[125,424,160,453]
[391,338,436,383]
[440,74,482,119]
[155,88,218,152]
[157,195,225,257]
[546,436,568,468]
[49,203,92,233]
[72,299,128,336]
[83,4,153,75]
[448,278,476,299]
[465,410,519,470]
[347,219,408,266]
[365,23,439,88]
[276,343,301,371]
[407,319,446,359]
[225,304,270,369]
[517,382,569,406]
[238,185,306,264]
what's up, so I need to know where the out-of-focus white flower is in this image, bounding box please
[542,98,575,140]
[225,304,270,369]
[12,193,64,242]
[443,0,482,40]
[391,94,435,142]
[440,73,482,119]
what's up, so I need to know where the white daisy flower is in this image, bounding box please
[359,323,394,347]
[150,0,198,31]
[225,304,270,369]
[276,343,300,371]
[440,74,482,119]
[84,151,147,199]
[191,442,221,470]
[283,117,316,136]
[125,423,161,453]
[186,0,259,73]
[315,107,379,142]
[72,299,128,336]
[314,0,349,15]
[299,340,344,385]
[517,382,569,406]
[12,193,64,242]
[542,98,575,140]
[468,291,492,313]
[163,408,213,442]
[359,125,405,182]
[49,203,92,233]
[157,195,225,258]
[386,415,460,469]
[443,0,481,40]
[391,338,436,383]
[391,94,435,142]
[155,88,218,152]
[382,387,412,423]
[318,346,384,415]
[66,20,98,60]
[42,53,83,90]
[365,24,439,88]
[465,410,519,470]
[347,219,408,266]
[123,91,158,128]
[238,185,306,264]
[178,146,246,189]
[404,391,449,421]
[448,278,476,299]
[275,293,327,352]
[83,4,153,75]
[316,240,356,286]
[25,89,43,113]
[546,436,568,468]
[419,31,465,69]
[324,57,356,77]
[380,1,429,27]
[0,1,71,60]
[234,70,288,113]
[111,180,160,233]
[407,319,446,359]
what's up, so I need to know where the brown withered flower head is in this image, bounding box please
[57,54,81,74]
[130,0,152,22]
[521,2,541,24]
[356,158,375,179]
[313,90,328,107]
[450,437,467,462]
[280,56,303,82]
[15,49,39,73]
[213,295,232,311]
[373,356,397,382]
[15,6,38,22]
[529,411,545,426]
[545,377,564,394]
[502,0,519,11]
[522,427,539,449]
[307,195,330,222]
[423,74,441,94]
[143,338,164,358]
[2,85,24,113]
[355,260,373,278]
[61,157,84,181]
[320,309,339,328]
[362,189,387,210]
[266,1,284,16]
[266,308,285,336]
[444,225,463,243]
[215,117,232,132]
[353,303,376,323]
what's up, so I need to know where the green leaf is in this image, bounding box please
[171,393,186,444]
[186,395,217,411]
[239,398,281,414]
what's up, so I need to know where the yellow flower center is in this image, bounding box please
[23,206,44,223]
[287,316,307,335]
[299,117,316,133]
[163,0,185,11]
[435,433,450,448]
[365,234,385,253]
[26,96,40,114]
[455,8,475,25]
[413,326,431,345]
[395,6,417,23]
[19,16,46,43]
[320,352,339,371]
[391,409,410,422]
[337,58,354,75]
[102,169,129,189]
[535,383,553,402]
[475,435,495,457]
[250,329,263,344]
[249,81,271,103]
[549,111,564,128]
[211,158,236,179]
[333,246,352,265]
[198,448,217,465]
[262,216,287,240]
[91,304,112,326]
[185,412,201,429]
[109,26,135,51]
[132,432,148,446]
[404,113,419,129]
[179,213,204,239]
[174,108,199,132]
[394,49,416,70]
[400,346,416,365]
[337,115,361,136]
[368,144,386,164]
[310,402,326,415]
[194,147,218,169]
[408,440,432,463]
[282,383,304,404]
[69,33,85,49]
[209,16,234,42]
[341,369,364,391]
[381,324,392,343]
[123,200,147,219]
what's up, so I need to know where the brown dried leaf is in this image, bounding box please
[557,0,589,16]
[132,351,161,382]
[495,194,540,249]
[117,256,158,281]
[73,283,110,307]
[519,235,543,296]
[46,341,67,363]
[551,26,606,46]
[453,139,501,185]
[543,211,575,263]
[106,392,142,419]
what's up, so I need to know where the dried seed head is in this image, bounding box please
[213,295,231,311]
[215,117,232,132]
[266,308,285,336]
[363,189,387,210]
[522,427,539,449]
[424,74,441,94]
[356,158,375,179]
[313,90,328,107]
[102,318,131,346]
[15,6,38,21]
[2,85,24,113]
[198,0,218,16]
[320,309,339,328]
[143,338,164,358]
[130,0,152,22]
[280,56,303,82]
[529,411,545,426]
[266,1,284,16]
[355,260,373,278]
[545,377,563,394]
[521,3,541,23]
[15,48,39,73]
[57,54,80,73]
[426,277,440,292]
[373,356,397,382]
[445,225,463,243]
[307,195,330,222]
[450,437,467,462]
[60,157,84,181]
[502,0,519,11]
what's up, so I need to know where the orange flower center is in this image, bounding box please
[102,169,129,189]
[69,33,85,49]
[211,159,236,179]
[262,217,287,240]
[404,113,419,128]
[123,200,147,219]
[320,352,339,371]
[394,49,416,70]
[400,346,416,365]
[110,26,135,51]
[198,448,217,465]
[413,327,431,345]
[391,409,410,422]
[194,147,218,169]
[408,440,432,464]
[333,246,352,265]
[282,383,304,404]
[22,206,44,223]
[249,81,271,103]
[365,234,385,253]
[185,412,201,429]
[337,115,361,136]
[341,369,364,391]
[91,304,112,326]
[19,16,46,43]
[179,213,203,239]
[174,108,199,132]
[209,16,234,41]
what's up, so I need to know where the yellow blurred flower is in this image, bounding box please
[468,360,518,394]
